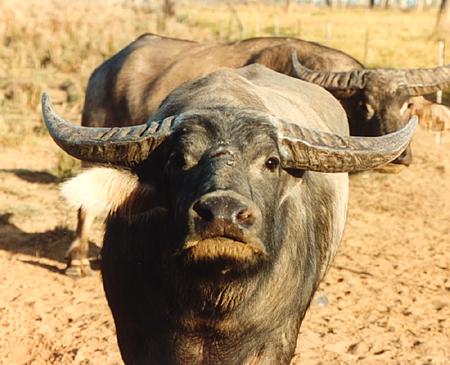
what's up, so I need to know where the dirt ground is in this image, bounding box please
[0,124,449,365]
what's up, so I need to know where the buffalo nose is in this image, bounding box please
[193,195,255,228]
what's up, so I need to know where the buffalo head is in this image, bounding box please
[291,50,450,165]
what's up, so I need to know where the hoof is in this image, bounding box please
[65,265,83,277]
[65,259,93,277]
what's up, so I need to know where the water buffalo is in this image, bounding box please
[43,64,417,364]
[63,33,448,276]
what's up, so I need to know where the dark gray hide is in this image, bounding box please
[42,65,416,365]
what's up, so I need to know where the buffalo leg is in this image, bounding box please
[65,207,95,277]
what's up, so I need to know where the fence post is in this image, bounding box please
[274,16,280,36]
[435,39,446,145]
[436,39,445,104]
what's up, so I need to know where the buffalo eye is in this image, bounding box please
[168,152,187,171]
[265,157,280,172]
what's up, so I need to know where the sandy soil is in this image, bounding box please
[0,126,449,365]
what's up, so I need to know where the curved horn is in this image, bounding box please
[291,49,450,97]
[403,65,450,96]
[42,93,174,166]
[290,49,368,93]
[277,116,418,173]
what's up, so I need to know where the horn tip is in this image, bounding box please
[41,91,49,103]
[41,92,51,112]
[290,49,302,67]
[291,49,304,77]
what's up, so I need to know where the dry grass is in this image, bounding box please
[178,4,446,67]
[0,0,448,150]
[1,3,450,363]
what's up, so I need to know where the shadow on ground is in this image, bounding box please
[0,169,64,184]
[0,213,100,274]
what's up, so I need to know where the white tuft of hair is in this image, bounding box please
[60,167,150,215]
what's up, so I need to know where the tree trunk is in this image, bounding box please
[417,0,425,11]
[380,0,389,9]
[285,0,292,12]
[435,0,450,37]
[162,0,175,18]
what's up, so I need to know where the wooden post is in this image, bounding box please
[435,39,445,144]
[437,39,445,104]
[274,16,280,36]
[416,0,425,12]
[156,12,166,33]
[226,1,244,40]
[285,0,292,12]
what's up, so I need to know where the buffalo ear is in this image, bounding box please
[60,167,158,220]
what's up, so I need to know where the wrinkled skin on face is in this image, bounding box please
[101,108,343,365]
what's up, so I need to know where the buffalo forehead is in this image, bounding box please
[173,110,277,153]
[237,65,349,135]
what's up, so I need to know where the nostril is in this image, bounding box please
[235,208,255,226]
[193,201,214,222]
[192,196,257,228]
